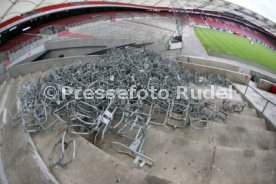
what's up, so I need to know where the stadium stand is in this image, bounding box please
[1,10,275,55]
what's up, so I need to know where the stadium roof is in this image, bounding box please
[0,0,276,35]
[227,0,276,24]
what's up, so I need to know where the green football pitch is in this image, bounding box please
[194,27,276,71]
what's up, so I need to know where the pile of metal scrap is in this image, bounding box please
[19,48,231,168]
[222,100,247,113]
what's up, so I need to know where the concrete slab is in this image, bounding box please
[0,79,13,114]
[210,147,276,184]
[0,81,7,96]
[0,74,8,86]
[0,119,8,184]
[152,124,213,145]
[2,76,21,115]
[21,73,32,86]
[222,114,267,131]
[183,27,209,57]
[100,122,276,183]
[100,121,276,182]
[99,126,214,183]
[15,74,33,113]
[32,123,148,184]
[1,121,56,184]
[213,125,276,150]
[211,99,258,117]
[150,118,275,151]
[31,71,43,82]
[144,128,214,184]
[43,69,52,77]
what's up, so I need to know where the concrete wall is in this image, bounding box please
[45,39,133,50]
[257,79,274,91]
[8,55,251,85]
[45,40,105,50]
[0,73,8,84]
[177,61,251,84]
[10,45,47,66]
[40,25,66,35]
[7,39,136,67]
[0,63,5,75]
[7,55,102,78]
[177,56,240,72]
[251,70,276,84]
[36,47,105,60]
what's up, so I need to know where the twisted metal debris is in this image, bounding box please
[49,131,76,168]
[20,48,231,167]
[223,100,246,113]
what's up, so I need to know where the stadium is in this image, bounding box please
[0,0,275,183]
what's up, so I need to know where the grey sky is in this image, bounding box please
[227,0,276,23]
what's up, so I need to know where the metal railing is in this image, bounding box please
[8,38,47,62]
[178,56,276,115]
[242,84,276,113]
[229,72,276,113]
[0,36,45,65]
[7,36,42,54]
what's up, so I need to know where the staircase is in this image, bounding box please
[0,68,275,184]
